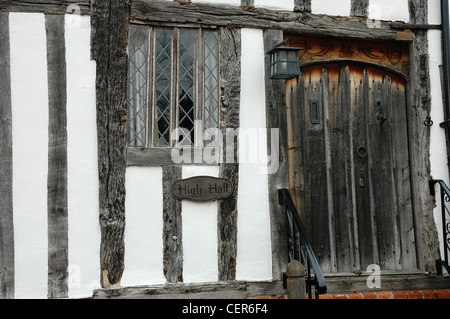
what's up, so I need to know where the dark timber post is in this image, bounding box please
[91,0,129,288]
[0,12,14,299]
[408,0,441,272]
[218,27,241,281]
[46,14,68,298]
[350,0,369,17]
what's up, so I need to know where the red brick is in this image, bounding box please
[406,290,423,299]
[435,289,450,299]
[421,290,437,299]
[377,291,394,299]
[332,294,349,299]
[347,293,363,299]
[391,291,408,299]
[361,292,378,299]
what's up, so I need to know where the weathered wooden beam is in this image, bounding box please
[0,0,90,14]
[162,166,183,283]
[391,22,442,30]
[91,280,285,298]
[46,13,68,299]
[91,0,129,288]
[127,148,220,166]
[407,0,440,273]
[350,0,369,17]
[264,29,289,280]
[0,12,14,300]
[131,0,398,41]
[217,27,240,282]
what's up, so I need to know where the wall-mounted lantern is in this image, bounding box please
[267,39,302,79]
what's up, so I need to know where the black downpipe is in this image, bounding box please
[441,0,450,130]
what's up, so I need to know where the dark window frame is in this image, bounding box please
[127,23,221,166]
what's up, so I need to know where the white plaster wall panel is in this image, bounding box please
[236,28,272,281]
[193,0,241,6]
[428,28,450,261]
[182,166,219,283]
[428,0,442,24]
[368,0,409,22]
[122,167,165,286]
[9,13,49,299]
[311,0,351,16]
[256,0,294,11]
[65,15,101,298]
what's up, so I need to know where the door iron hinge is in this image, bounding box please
[440,119,450,129]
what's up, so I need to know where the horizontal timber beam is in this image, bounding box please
[131,0,401,41]
[0,0,90,14]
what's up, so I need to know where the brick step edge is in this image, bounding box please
[252,289,450,299]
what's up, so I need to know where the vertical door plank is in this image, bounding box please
[302,65,332,271]
[350,65,374,270]
[327,65,353,272]
[368,68,400,270]
[322,67,337,273]
[342,65,359,272]
[287,77,306,217]
[390,76,417,270]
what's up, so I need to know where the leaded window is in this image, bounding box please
[127,25,220,148]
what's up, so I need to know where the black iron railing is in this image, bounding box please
[278,188,327,299]
[429,179,450,275]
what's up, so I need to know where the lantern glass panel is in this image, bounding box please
[288,62,298,74]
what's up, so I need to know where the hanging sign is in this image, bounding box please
[172,176,233,202]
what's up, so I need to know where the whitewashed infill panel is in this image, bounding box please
[236,28,272,281]
[122,167,165,286]
[10,12,49,299]
[66,14,101,299]
[182,166,219,283]
[256,0,294,11]
[368,0,409,22]
[311,0,351,16]
[193,0,241,6]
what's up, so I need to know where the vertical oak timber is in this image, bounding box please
[240,0,254,7]
[264,29,288,280]
[163,166,183,283]
[218,27,240,281]
[46,14,69,298]
[408,0,440,272]
[0,12,14,299]
[294,0,311,13]
[91,0,129,287]
[350,0,369,17]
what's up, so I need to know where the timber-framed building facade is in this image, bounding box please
[1,0,450,299]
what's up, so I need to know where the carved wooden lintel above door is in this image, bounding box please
[285,35,410,78]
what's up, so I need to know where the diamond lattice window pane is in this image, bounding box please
[178,28,197,146]
[203,30,219,146]
[154,28,173,147]
[128,25,149,147]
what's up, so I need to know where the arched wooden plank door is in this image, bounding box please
[286,62,418,274]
